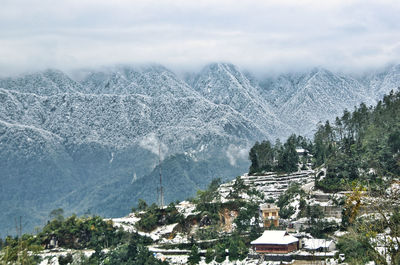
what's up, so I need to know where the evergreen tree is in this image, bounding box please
[214,242,226,263]
[188,244,201,265]
[237,239,248,260]
[277,134,299,172]
[205,248,214,263]
[228,238,238,261]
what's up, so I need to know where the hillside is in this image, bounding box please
[0,63,399,236]
[1,87,399,264]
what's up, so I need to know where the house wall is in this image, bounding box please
[254,242,298,254]
[263,219,279,227]
[262,209,279,227]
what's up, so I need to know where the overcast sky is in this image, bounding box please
[1,0,400,76]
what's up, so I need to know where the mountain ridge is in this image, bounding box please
[0,62,399,236]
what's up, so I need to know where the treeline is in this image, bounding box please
[0,213,166,265]
[249,89,400,191]
[315,89,400,191]
[249,134,312,174]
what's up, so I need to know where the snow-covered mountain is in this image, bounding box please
[0,63,399,236]
[191,63,292,139]
[360,64,400,99]
[0,69,81,95]
[259,66,399,136]
[0,65,268,235]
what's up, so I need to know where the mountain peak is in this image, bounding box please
[0,69,81,95]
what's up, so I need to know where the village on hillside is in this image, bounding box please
[30,146,399,265]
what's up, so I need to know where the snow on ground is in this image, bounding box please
[289,194,301,219]
[176,201,198,218]
[334,230,348,237]
[104,201,202,244]
[108,212,140,232]
[324,217,341,223]
[160,255,294,265]
[159,232,190,244]
[38,249,95,265]
[301,181,314,193]
[219,170,316,202]
[107,212,180,241]
[147,223,179,241]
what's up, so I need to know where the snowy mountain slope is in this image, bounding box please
[0,119,78,234]
[259,67,380,136]
[259,72,303,109]
[192,63,292,139]
[0,88,263,151]
[0,69,82,95]
[81,65,200,98]
[0,67,266,235]
[1,62,399,236]
[360,64,400,99]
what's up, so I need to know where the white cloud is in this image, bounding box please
[139,133,168,161]
[226,144,249,166]
[0,0,399,76]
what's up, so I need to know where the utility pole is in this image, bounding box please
[159,142,164,208]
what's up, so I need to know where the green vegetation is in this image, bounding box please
[276,183,306,219]
[250,90,400,191]
[135,202,184,232]
[2,91,399,264]
[315,90,400,192]
[81,233,167,265]
[276,183,339,237]
[0,212,161,265]
[337,184,400,264]
[336,230,383,264]
[0,235,42,264]
[37,215,126,249]
[228,235,248,261]
[193,176,263,240]
[205,247,214,263]
[214,242,226,263]
[188,245,201,265]
[249,134,311,174]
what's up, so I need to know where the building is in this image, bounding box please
[295,148,309,157]
[251,230,299,254]
[260,203,279,227]
[303,238,336,252]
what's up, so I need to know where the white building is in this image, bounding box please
[303,238,336,252]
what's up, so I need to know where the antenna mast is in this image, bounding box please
[159,141,164,208]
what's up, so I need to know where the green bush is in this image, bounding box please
[136,202,184,232]
[205,248,215,263]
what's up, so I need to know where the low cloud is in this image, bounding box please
[226,144,249,166]
[0,0,400,76]
[139,133,168,161]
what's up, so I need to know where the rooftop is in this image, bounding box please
[303,239,334,250]
[260,203,279,210]
[251,230,299,245]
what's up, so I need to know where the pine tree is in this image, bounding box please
[228,238,238,261]
[214,243,226,263]
[188,245,201,265]
[205,248,214,264]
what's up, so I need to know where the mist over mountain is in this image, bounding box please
[0,63,399,235]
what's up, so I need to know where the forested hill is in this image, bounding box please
[0,63,399,236]
[248,89,400,192]
[314,89,400,192]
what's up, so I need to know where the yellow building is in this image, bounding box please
[260,203,280,227]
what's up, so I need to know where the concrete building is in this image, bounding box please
[260,203,280,227]
[251,230,299,254]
